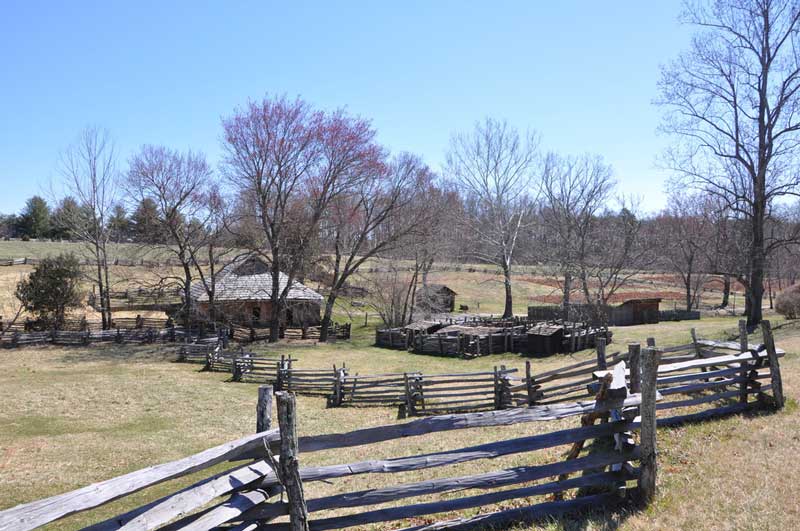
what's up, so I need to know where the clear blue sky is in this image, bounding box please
[0,1,690,215]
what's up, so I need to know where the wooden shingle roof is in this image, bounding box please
[190,255,323,303]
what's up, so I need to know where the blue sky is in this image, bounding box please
[0,1,690,215]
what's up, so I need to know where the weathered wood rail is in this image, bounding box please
[0,362,658,531]
[185,321,786,421]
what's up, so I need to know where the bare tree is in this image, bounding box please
[186,187,239,324]
[222,95,383,342]
[654,193,713,311]
[317,153,433,341]
[539,153,615,309]
[445,118,540,318]
[127,145,214,328]
[658,0,800,325]
[58,127,118,329]
[576,202,652,324]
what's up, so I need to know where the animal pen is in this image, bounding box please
[1,320,786,530]
[375,316,610,357]
[183,320,785,422]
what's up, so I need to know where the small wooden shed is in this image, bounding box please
[417,284,457,313]
[610,298,661,326]
[526,324,565,357]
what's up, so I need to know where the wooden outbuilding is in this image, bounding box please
[610,298,661,326]
[416,284,457,313]
[189,255,323,327]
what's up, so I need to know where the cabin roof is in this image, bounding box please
[190,255,323,303]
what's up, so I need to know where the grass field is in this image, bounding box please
[1,315,799,530]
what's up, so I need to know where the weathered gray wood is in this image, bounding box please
[394,492,619,531]
[258,473,627,531]
[0,430,279,531]
[737,320,749,404]
[175,490,269,531]
[657,349,774,374]
[276,392,309,531]
[254,420,635,490]
[761,320,784,409]
[245,449,639,521]
[257,385,273,433]
[628,344,641,394]
[84,460,273,531]
[638,346,658,503]
[596,338,607,370]
[657,402,750,426]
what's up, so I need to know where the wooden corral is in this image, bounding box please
[5,323,787,531]
[375,316,609,357]
[0,371,656,531]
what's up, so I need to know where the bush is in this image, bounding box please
[15,253,83,328]
[775,284,800,319]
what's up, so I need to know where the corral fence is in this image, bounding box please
[230,322,351,343]
[0,255,224,267]
[376,317,609,357]
[0,357,659,531]
[0,322,786,530]
[185,320,785,420]
[1,321,351,350]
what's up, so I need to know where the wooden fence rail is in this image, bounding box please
[0,363,656,531]
[185,321,786,420]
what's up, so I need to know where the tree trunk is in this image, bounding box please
[562,272,571,307]
[685,272,692,312]
[102,247,112,330]
[319,294,336,343]
[502,262,513,319]
[269,268,282,343]
[720,275,730,308]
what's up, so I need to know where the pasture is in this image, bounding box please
[1,315,799,530]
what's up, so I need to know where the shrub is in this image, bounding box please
[15,253,83,328]
[775,284,800,319]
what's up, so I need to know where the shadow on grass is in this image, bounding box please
[55,343,181,364]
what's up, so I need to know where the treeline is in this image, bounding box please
[0,195,167,244]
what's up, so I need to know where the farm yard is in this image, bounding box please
[6,1,800,529]
[1,312,798,530]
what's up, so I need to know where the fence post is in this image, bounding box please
[232,354,241,382]
[275,392,309,531]
[257,385,273,432]
[638,346,659,504]
[760,320,784,409]
[738,320,749,404]
[628,344,641,395]
[525,360,535,405]
[403,373,415,417]
[596,338,607,370]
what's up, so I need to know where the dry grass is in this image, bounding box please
[0,315,798,530]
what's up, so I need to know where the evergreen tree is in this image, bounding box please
[130,198,163,243]
[50,197,83,240]
[17,196,51,239]
[108,204,131,242]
